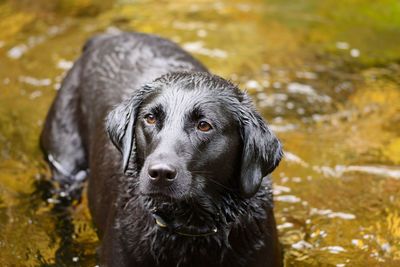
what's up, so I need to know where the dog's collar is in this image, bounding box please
[151,211,218,237]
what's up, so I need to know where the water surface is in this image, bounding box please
[0,0,399,266]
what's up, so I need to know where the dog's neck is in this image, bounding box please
[151,209,219,237]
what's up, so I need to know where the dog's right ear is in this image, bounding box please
[105,85,155,173]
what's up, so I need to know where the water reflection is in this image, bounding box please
[0,0,399,266]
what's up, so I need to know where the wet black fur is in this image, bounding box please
[40,32,283,267]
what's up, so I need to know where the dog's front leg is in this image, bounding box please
[100,225,131,267]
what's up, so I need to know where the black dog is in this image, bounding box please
[41,32,283,267]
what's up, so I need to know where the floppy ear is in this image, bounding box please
[238,95,283,197]
[105,85,155,174]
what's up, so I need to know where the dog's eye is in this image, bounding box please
[144,114,157,125]
[197,121,212,132]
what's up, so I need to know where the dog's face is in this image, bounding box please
[106,72,282,200]
[134,83,242,199]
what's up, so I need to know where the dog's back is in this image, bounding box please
[41,32,282,267]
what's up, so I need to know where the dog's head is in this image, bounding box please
[106,72,282,199]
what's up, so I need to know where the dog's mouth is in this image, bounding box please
[139,184,189,202]
[141,192,177,204]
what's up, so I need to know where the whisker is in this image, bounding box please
[191,172,238,194]
[123,195,137,210]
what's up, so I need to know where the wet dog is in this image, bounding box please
[41,32,283,267]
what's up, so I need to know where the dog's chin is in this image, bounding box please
[139,192,185,214]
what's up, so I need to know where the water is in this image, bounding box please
[0,0,399,266]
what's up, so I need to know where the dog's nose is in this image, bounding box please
[148,163,177,185]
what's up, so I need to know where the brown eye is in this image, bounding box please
[145,114,156,125]
[197,121,212,132]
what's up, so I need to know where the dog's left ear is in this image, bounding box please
[238,94,283,197]
[105,85,155,173]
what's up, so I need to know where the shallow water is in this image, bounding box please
[0,0,399,266]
